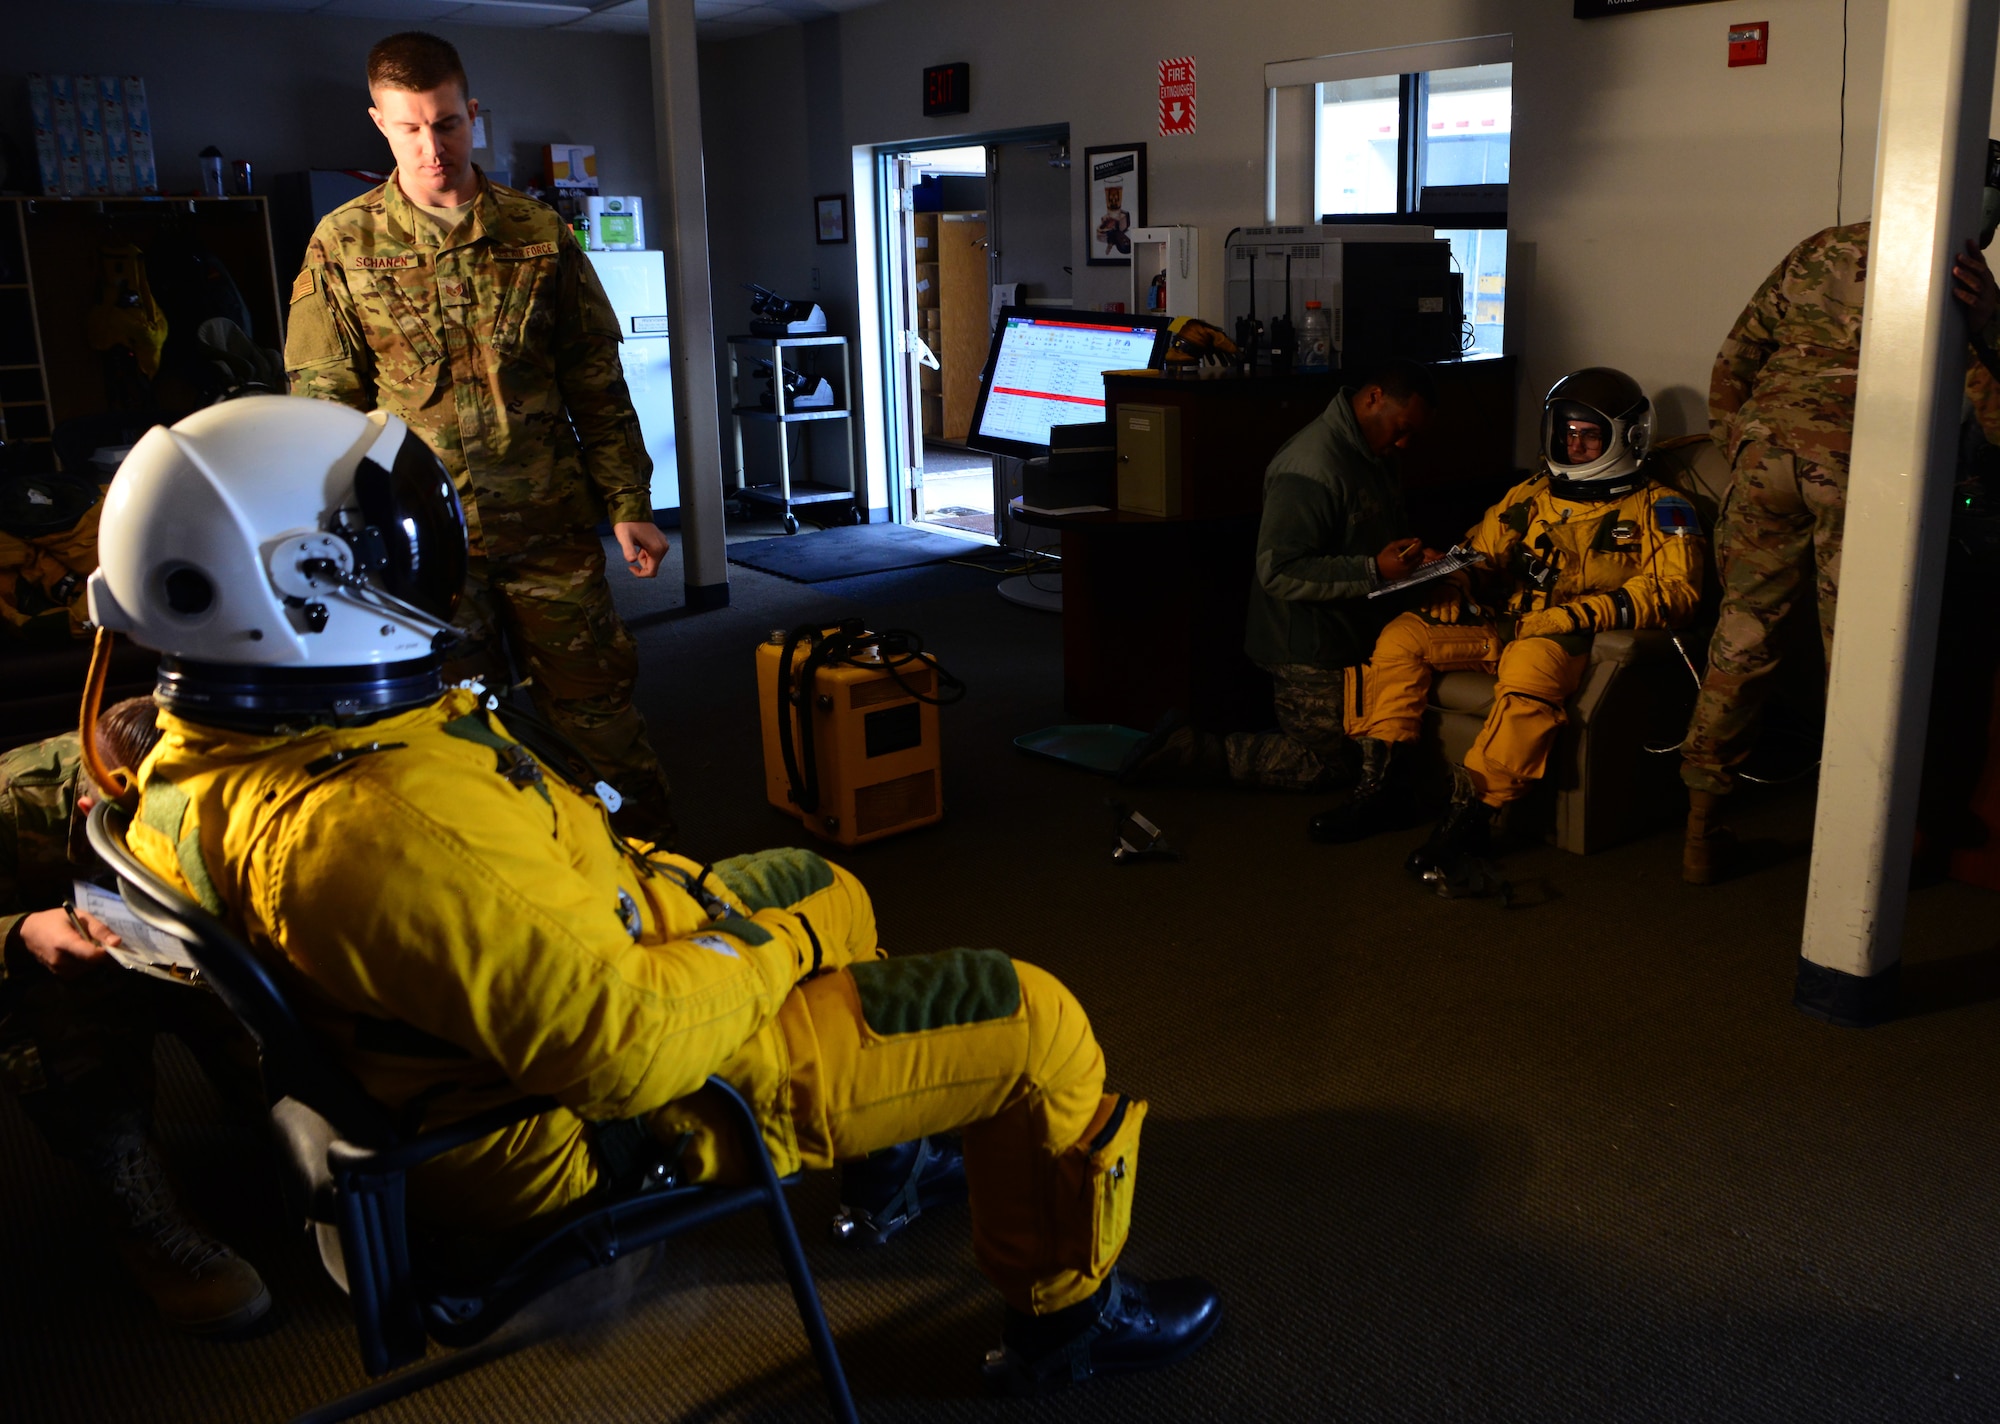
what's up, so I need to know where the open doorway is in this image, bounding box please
[876,129,1072,542]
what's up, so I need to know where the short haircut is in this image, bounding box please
[367,32,469,100]
[97,696,163,776]
[1349,358,1439,409]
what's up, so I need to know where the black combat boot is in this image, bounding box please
[1404,767,1494,880]
[1118,712,1232,787]
[1307,736,1411,842]
[831,1135,967,1246]
[982,1270,1223,1396]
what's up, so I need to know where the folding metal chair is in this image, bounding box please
[87,802,859,1424]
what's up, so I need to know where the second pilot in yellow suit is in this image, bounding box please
[1315,368,1706,873]
[85,396,1220,1397]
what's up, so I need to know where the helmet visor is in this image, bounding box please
[352,429,467,621]
[1548,400,1611,468]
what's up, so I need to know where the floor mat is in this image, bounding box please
[725,523,977,583]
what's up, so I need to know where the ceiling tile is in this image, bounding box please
[439,0,592,24]
[134,0,890,32]
[316,0,467,19]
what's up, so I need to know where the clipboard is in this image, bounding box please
[1369,545,1485,600]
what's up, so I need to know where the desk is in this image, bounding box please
[1014,356,1517,732]
[1012,500,1268,731]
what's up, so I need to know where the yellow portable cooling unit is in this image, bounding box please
[757,623,955,846]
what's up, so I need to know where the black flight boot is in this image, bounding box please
[831,1135,967,1246]
[1404,767,1494,880]
[982,1270,1223,1396]
[1308,736,1410,843]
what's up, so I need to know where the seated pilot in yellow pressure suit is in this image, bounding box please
[83,396,1221,1395]
[1315,368,1706,876]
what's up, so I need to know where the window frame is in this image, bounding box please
[1317,66,1510,230]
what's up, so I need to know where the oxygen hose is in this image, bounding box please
[80,626,140,811]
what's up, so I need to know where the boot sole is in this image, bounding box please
[983,1304,1224,1396]
[170,1280,273,1336]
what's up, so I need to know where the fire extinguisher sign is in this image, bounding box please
[1159,57,1196,136]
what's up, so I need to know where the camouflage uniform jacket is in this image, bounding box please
[1712,220,2000,468]
[1464,466,1706,632]
[284,168,652,560]
[1243,390,1411,670]
[0,733,85,986]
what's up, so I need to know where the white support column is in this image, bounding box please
[1797,0,2000,1025]
[647,0,729,609]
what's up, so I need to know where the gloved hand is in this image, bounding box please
[1513,606,1577,639]
[1418,568,1473,621]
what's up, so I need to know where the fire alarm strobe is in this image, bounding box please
[1729,21,1769,68]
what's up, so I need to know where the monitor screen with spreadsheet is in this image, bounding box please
[966,308,1169,460]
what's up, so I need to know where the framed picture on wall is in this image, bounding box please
[1083,144,1147,266]
[815,193,848,244]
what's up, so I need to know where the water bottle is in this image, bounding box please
[1298,301,1331,372]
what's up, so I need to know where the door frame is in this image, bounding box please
[856,124,1070,528]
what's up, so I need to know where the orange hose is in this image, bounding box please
[80,626,138,810]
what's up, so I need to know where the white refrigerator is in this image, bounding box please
[585,249,678,511]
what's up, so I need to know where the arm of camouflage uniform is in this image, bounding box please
[1966,328,2000,444]
[1710,252,1791,439]
[283,233,374,410]
[1254,472,1377,600]
[555,245,655,528]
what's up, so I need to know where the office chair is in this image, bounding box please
[86,802,859,1424]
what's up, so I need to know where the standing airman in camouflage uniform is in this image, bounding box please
[284,31,675,844]
[1682,217,2000,882]
[0,700,270,1332]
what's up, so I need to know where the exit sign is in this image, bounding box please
[924,62,969,117]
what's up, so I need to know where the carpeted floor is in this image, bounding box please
[9,537,2000,1422]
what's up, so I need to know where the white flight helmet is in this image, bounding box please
[88,396,468,724]
[1540,366,1652,499]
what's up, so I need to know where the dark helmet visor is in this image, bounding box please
[352,428,468,621]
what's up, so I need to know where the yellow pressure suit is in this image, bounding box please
[128,688,1139,1314]
[1347,471,1706,806]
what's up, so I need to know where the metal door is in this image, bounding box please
[881,154,941,523]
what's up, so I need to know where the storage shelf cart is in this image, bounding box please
[726,333,859,534]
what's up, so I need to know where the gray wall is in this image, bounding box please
[692,0,2000,464]
[0,1,659,276]
[992,139,1071,303]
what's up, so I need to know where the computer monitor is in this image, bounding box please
[966,307,1170,460]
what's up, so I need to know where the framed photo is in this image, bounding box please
[1083,144,1147,267]
[815,193,848,244]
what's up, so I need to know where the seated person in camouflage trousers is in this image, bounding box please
[1316,369,1707,877]
[0,697,269,1333]
[1121,360,1436,802]
[88,397,1222,1396]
